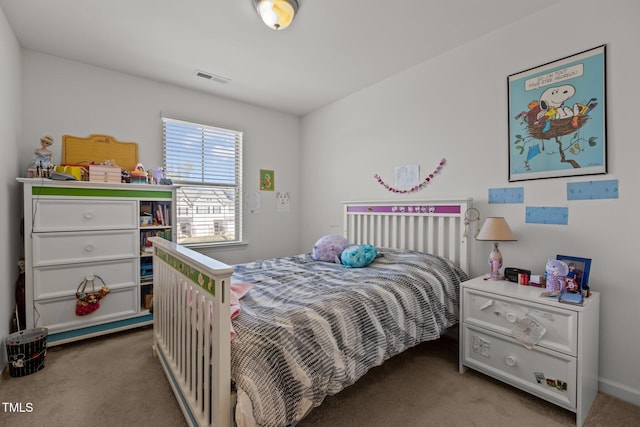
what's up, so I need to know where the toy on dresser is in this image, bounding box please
[26,135,55,178]
[545,259,568,292]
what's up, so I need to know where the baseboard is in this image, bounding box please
[599,377,640,407]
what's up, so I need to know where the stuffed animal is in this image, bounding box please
[545,259,569,292]
[149,167,166,184]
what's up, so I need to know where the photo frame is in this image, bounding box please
[556,254,591,288]
[508,45,607,182]
[259,169,274,191]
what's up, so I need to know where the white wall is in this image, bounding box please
[5,0,639,408]
[20,50,301,265]
[300,0,640,405]
[0,7,22,370]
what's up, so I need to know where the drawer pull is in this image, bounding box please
[84,244,95,252]
[83,211,95,220]
[505,356,517,367]
[479,300,494,310]
[505,313,517,323]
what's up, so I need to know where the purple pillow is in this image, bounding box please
[312,235,350,262]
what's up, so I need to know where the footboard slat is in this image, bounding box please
[150,237,233,427]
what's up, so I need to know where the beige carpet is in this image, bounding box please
[1,327,638,427]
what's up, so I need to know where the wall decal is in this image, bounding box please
[374,158,445,193]
[245,192,261,214]
[526,206,568,225]
[395,164,419,188]
[567,179,618,200]
[489,187,524,204]
[276,192,291,212]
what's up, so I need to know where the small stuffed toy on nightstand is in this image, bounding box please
[545,259,568,292]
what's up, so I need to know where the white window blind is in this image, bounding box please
[162,117,243,246]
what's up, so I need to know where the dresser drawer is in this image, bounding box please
[32,198,137,231]
[33,259,137,300]
[462,324,576,410]
[32,230,137,266]
[463,288,577,355]
[34,287,139,333]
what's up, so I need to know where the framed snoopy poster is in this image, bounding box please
[507,45,607,182]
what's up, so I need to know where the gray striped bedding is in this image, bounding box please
[230,249,468,427]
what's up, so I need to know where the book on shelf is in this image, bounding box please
[140,229,171,254]
[156,205,164,226]
[140,202,170,227]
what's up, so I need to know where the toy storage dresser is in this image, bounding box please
[18,178,175,345]
[459,277,600,427]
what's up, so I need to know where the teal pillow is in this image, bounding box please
[340,244,377,268]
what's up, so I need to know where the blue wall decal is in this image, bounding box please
[489,187,524,204]
[567,179,618,200]
[526,207,569,225]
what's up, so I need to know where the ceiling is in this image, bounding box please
[1,0,558,116]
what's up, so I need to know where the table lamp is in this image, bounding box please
[476,217,517,280]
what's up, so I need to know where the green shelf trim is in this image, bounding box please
[33,186,173,199]
[155,248,216,296]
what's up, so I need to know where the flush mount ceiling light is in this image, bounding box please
[254,0,298,30]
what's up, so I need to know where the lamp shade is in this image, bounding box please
[476,217,517,242]
[255,0,298,30]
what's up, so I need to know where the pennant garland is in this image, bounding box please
[374,158,446,193]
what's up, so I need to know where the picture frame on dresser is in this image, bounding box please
[556,254,591,288]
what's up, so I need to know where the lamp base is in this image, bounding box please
[488,242,503,280]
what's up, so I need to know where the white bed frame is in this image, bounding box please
[151,198,472,427]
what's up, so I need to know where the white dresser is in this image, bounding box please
[18,178,175,344]
[459,276,599,427]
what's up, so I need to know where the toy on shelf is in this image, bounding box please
[130,163,148,184]
[26,135,55,178]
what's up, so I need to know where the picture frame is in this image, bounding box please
[508,45,607,182]
[259,169,274,191]
[556,254,591,289]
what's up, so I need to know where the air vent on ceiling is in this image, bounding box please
[194,70,231,84]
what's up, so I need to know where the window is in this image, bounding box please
[163,117,243,246]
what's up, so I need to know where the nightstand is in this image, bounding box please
[459,276,599,427]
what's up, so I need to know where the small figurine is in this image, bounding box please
[565,275,579,293]
[28,135,55,178]
[130,163,148,184]
[149,167,166,185]
[565,263,579,293]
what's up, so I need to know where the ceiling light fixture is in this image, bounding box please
[254,0,298,31]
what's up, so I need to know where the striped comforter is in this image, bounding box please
[230,249,468,427]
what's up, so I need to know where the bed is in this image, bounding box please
[151,199,473,427]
